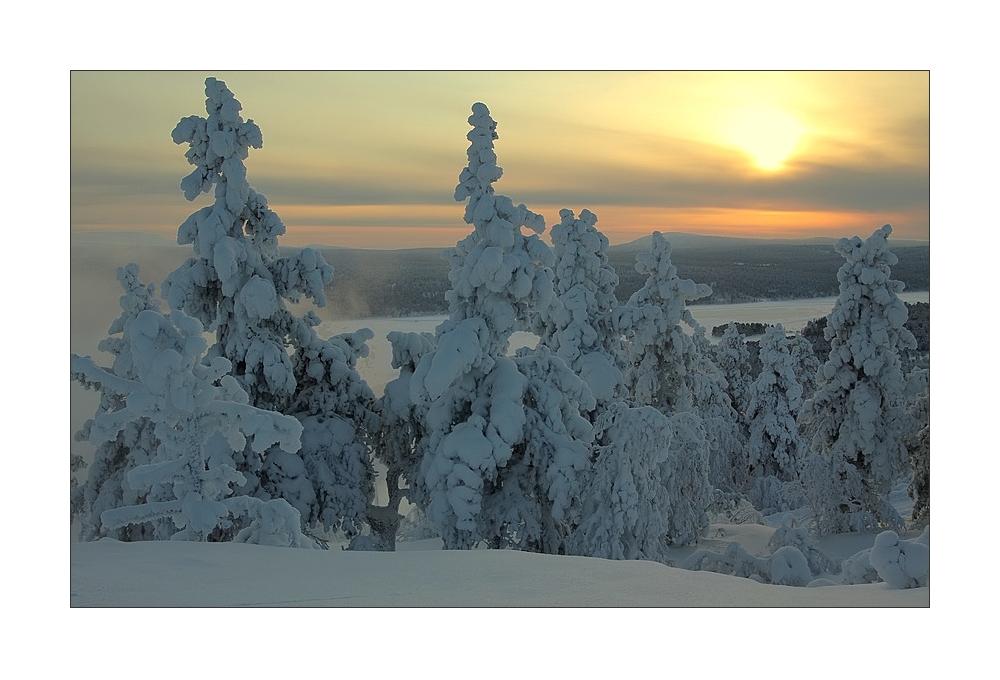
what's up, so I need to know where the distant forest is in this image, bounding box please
[310,239,930,319]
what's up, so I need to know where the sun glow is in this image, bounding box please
[726,107,805,171]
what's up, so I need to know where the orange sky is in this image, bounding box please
[70,71,929,248]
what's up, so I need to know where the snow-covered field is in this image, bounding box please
[70,526,927,607]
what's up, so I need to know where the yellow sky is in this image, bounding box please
[70,71,929,248]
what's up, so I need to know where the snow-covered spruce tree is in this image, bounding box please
[621,232,714,543]
[690,327,747,496]
[745,324,806,513]
[904,367,929,526]
[408,102,593,551]
[786,332,821,404]
[712,321,755,423]
[71,303,313,547]
[662,411,713,545]
[165,77,377,539]
[623,231,712,413]
[797,224,918,533]
[540,208,628,407]
[567,403,671,562]
[371,330,437,549]
[72,264,168,541]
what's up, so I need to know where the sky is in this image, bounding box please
[70,71,929,249]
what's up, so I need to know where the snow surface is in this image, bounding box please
[70,534,926,607]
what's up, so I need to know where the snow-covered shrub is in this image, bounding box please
[768,546,813,587]
[72,304,310,546]
[682,542,770,582]
[869,527,929,588]
[839,526,930,587]
[766,523,841,576]
[706,489,765,525]
[841,547,881,585]
[568,403,671,562]
[798,225,917,534]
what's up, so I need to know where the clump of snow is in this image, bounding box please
[869,527,930,588]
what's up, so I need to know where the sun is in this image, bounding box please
[727,107,805,171]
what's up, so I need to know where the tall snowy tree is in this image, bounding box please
[620,232,714,542]
[798,224,917,533]
[408,103,593,551]
[164,77,378,539]
[745,324,805,513]
[71,298,312,547]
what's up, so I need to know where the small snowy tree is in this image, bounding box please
[786,332,821,403]
[409,103,593,551]
[541,208,628,407]
[71,303,312,546]
[568,403,671,562]
[371,330,437,549]
[745,324,806,510]
[662,411,713,546]
[689,328,747,496]
[72,264,168,541]
[798,224,917,533]
[712,321,755,422]
[623,231,712,413]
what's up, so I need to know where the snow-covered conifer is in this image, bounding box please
[165,77,334,409]
[712,321,755,421]
[164,77,377,538]
[662,411,713,546]
[72,264,166,541]
[623,231,712,413]
[786,332,821,403]
[568,403,671,562]
[689,328,747,495]
[71,303,312,546]
[904,368,930,526]
[798,224,918,533]
[745,324,805,487]
[541,208,627,406]
[370,331,437,549]
[409,103,593,551]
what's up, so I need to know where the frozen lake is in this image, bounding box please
[318,291,930,397]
